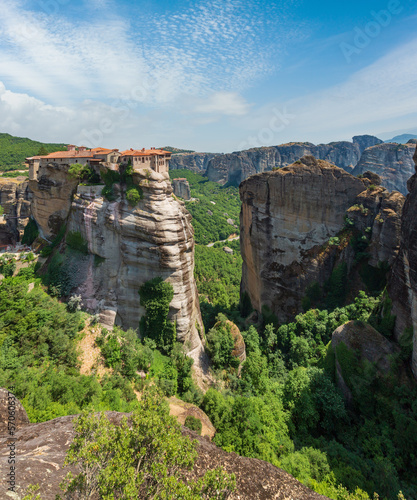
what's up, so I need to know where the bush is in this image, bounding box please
[57,387,236,499]
[66,231,88,254]
[139,278,176,354]
[126,186,142,206]
[185,415,202,434]
[22,218,39,245]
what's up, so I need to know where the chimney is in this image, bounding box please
[67,144,76,151]
[78,146,87,152]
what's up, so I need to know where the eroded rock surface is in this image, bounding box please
[388,144,417,379]
[240,156,367,323]
[29,163,78,240]
[239,156,404,324]
[352,142,416,195]
[0,178,31,245]
[170,152,217,173]
[172,177,191,200]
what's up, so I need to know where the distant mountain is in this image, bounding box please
[385,133,417,144]
[160,146,195,153]
[0,133,66,171]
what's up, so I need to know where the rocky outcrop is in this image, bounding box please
[352,143,416,195]
[29,165,207,378]
[172,177,191,200]
[170,152,218,173]
[29,163,78,240]
[352,135,383,153]
[388,144,417,379]
[239,156,405,324]
[331,321,399,404]
[0,388,30,435]
[240,156,368,323]
[346,183,404,267]
[0,393,328,500]
[0,178,31,245]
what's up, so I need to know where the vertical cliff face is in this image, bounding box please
[30,165,206,374]
[29,164,79,240]
[239,157,367,322]
[172,178,191,200]
[239,156,404,324]
[0,178,31,245]
[352,143,416,195]
[169,153,218,173]
[388,144,417,379]
[352,135,383,153]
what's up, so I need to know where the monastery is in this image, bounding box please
[26,145,172,181]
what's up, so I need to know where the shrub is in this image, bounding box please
[22,218,39,245]
[185,415,202,434]
[66,231,88,254]
[126,186,142,206]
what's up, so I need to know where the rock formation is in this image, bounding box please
[239,156,404,324]
[0,178,31,245]
[352,134,383,153]
[29,163,79,240]
[206,141,362,186]
[170,152,218,173]
[331,321,399,405]
[0,392,329,500]
[29,164,207,378]
[172,177,191,200]
[388,144,417,379]
[352,142,416,195]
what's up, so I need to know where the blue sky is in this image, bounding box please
[0,0,416,152]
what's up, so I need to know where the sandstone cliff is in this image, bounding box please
[388,144,417,379]
[30,164,206,377]
[352,142,416,195]
[170,152,218,173]
[0,391,328,500]
[172,177,191,200]
[206,141,362,186]
[239,156,404,324]
[352,134,383,153]
[0,178,31,245]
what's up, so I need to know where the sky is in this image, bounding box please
[0,0,416,152]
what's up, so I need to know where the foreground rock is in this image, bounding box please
[239,156,404,324]
[388,144,417,379]
[0,400,328,499]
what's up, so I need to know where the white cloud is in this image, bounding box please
[193,92,250,116]
[0,0,299,107]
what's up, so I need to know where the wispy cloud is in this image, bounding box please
[0,0,300,106]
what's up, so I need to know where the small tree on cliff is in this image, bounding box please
[57,386,236,499]
[139,277,176,354]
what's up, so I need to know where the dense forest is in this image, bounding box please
[0,133,66,171]
[169,168,240,244]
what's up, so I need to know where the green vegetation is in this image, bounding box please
[66,231,88,254]
[206,314,239,371]
[0,133,66,172]
[139,277,176,354]
[1,170,29,178]
[169,169,240,244]
[195,240,242,329]
[21,218,39,246]
[56,387,235,499]
[161,146,195,153]
[184,415,203,434]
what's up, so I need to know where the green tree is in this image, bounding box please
[139,278,176,354]
[58,386,235,499]
[36,146,49,156]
